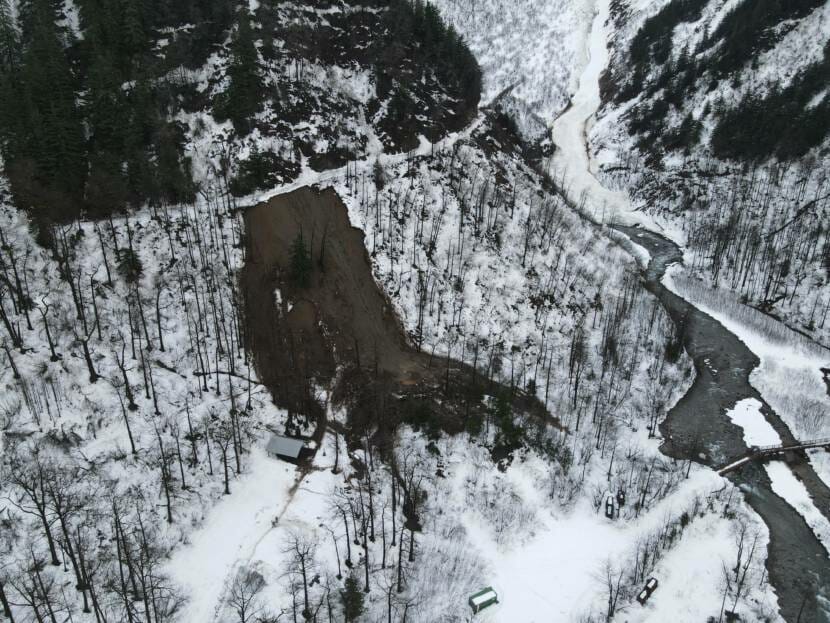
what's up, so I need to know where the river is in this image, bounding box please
[617,226,830,622]
[548,0,830,619]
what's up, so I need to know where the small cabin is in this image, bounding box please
[266,434,305,463]
[468,587,498,614]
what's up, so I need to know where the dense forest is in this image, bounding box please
[0,0,482,234]
[0,0,221,227]
[613,0,830,160]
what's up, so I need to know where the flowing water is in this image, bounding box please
[617,226,830,622]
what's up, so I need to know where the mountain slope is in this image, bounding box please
[592,0,830,347]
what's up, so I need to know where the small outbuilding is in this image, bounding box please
[266,434,305,463]
[468,587,498,614]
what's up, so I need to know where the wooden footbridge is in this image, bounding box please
[717,438,830,475]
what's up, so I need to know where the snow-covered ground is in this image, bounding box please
[431,0,594,120]
[459,466,754,622]
[548,0,643,226]
[726,398,781,448]
[626,508,779,623]
[167,419,780,621]
[422,0,828,617]
[2,1,815,620]
[158,110,779,621]
[166,448,301,622]
[0,170,294,622]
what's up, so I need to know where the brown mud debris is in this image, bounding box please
[241,186,558,458]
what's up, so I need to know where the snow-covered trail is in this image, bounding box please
[250,111,488,207]
[164,449,301,622]
[549,0,642,226]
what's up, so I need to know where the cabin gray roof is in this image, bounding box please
[266,434,305,459]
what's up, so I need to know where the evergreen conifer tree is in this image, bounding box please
[0,0,21,158]
[289,231,312,288]
[8,0,86,219]
[340,574,365,622]
[121,0,147,67]
[0,0,18,72]
[154,124,194,205]
[222,11,262,133]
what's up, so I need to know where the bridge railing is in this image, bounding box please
[718,437,830,475]
[751,437,830,454]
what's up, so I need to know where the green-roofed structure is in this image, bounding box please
[468,587,498,614]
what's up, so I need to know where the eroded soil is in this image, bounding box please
[241,186,553,454]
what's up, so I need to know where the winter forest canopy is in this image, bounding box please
[0,0,481,229]
[0,0,830,622]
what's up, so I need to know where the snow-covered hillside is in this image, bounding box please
[593,0,830,345]
[431,0,594,119]
[429,0,830,619]
[0,0,820,621]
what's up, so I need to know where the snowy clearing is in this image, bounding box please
[726,398,782,448]
[166,448,301,622]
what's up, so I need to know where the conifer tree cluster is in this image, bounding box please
[379,0,482,110]
[618,0,830,161]
[289,231,312,289]
[0,0,85,225]
[340,574,365,622]
[0,0,227,229]
[0,0,484,230]
[214,11,263,134]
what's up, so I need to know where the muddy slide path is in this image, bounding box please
[241,186,552,452]
[617,226,830,622]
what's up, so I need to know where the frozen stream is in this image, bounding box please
[550,0,634,225]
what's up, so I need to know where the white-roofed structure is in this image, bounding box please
[266,434,305,462]
[468,587,498,614]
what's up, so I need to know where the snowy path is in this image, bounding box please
[252,112,487,207]
[165,448,300,622]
